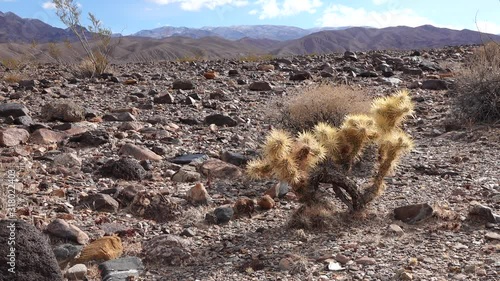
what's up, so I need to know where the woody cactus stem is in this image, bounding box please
[247,89,415,211]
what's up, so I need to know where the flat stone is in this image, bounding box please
[421,79,448,90]
[53,244,83,269]
[79,193,119,213]
[45,218,89,245]
[172,79,195,90]
[394,203,434,224]
[204,114,238,127]
[119,143,162,161]
[53,153,82,168]
[0,219,63,281]
[290,71,312,81]
[171,166,201,182]
[249,81,272,91]
[29,128,66,144]
[220,151,248,166]
[356,256,376,265]
[99,257,144,281]
[0,103,30,117]
[0,128,29,147]
[485,232,500,240]
[169,153,208,165]
[200,158,242,179]
[41,102,85,122]
[65,264,87,280]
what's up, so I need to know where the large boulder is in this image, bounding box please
[0,219,63,281]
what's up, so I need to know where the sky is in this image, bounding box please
[1,0,499,35]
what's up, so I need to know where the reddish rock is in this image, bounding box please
[258,195,275,210]
[118,143,162,161]
[200,158,242,179]
[30,129,65,145]
[0,127,29,147]
[186,183,210,205]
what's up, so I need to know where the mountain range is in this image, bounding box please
[1,11,499,62]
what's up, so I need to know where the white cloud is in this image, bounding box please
[252,0,322,19]
[372,0,391,5]
[317,4,433,28]
[147,0,248,11]
[42,1,56,10]
[476,21,500,35]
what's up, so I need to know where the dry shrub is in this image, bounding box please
[2,72,24,83]
[288,200,338,229]
[278,84,371,131]
[453,41,500,123]
[74,52,110,78]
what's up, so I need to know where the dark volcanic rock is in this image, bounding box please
[290,71,312,81]
[99,257,144,281]
[220,151,249,167]
[0,103,29,118]
[79,193,120,213]
[0,219,63,281]
[249,81,272,91]
[421,79,448,90]
[69,130,110,146]
[154,92,175,104]
[100,158,147,181]
[213,206,234,224]
[169,153,208,165]
[204,114,238,127]
[172,79,195,90]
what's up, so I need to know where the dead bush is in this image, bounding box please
[277,84,371,131]
[453,42,500,123]
[2,72,24,83]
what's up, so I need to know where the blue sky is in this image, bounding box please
[1,0,499,35]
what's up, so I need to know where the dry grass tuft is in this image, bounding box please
[453,42,500,123]
[288,199,338,229]
[277,84,371,132]
[2,72,25,83]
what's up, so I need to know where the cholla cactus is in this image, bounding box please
[247,89,414,210]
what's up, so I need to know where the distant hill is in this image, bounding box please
[1,11,499,62]
[134,25,351,41]
[270,25,500,55]
[0,11,76,43]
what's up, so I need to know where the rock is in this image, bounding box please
[118,143,162,161]
[228,69,239,76]
[65,264,87,280]
[359,71,378,77]
[249,81,272,91]
[335,254,350,264]
[45,218,89,244]
[379,77,402,86]
[200,158,242,179]
[169,153,208,165]
[204,114,238,127]
[53,244,83,269]
[0,128,29,147]
[469,203,500,223]
[344,51,358,61]
[142,234,192,266]
[186,183,210,205]
[74,236,123,264]
[119,122,144,131]
[389,224,404,236]
[180,228,196,237]
[214,206,234,224]
[98,257,144,281]
[172,79,195,90]
[53,153,82,168]
[100,158,147,181]
[41,102,85,122]
[421,79,448,90]
[79,193,119,213]
[220,151,249,166]
[69,130,110,146]
[403,68,423,76]
[154,92,175,104]
[102,112,136,122]
[394,203,434,224]
[356,256,376,265]
[14,115,34,126]
[171,166,201,182]
[204,71,216,79]
[257,64,275,71]
[265,181,290,198]
[0,219,63,281]
[234,198,255,218]
[258,195,275,210]
[129,191,183,222]
[290,71,312,81]
[485,232,500,240]
[29,128,65,144]
[326,260,344,271]
[0,103,30,117]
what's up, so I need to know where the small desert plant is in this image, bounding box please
[53,0,114,77]
[248,89,415,228]
[453,41,500,123]
[277,84,371,132]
